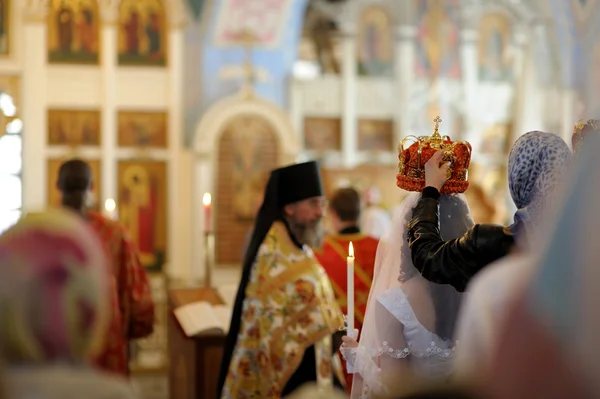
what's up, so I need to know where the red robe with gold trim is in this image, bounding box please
[314,229,379,391]
[87,212,155,376]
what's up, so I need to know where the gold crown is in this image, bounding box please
[397,116,472,194]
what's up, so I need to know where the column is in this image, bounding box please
[99,1,118,209]
[459,29,478,141]
[512,31,543,139]
[340,29,357,168]
[394,24,417,144]
[21,1,48,211]
[192,155,212,284]
[167,6,187,281]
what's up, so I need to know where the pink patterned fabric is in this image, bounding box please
[0,209,111,364]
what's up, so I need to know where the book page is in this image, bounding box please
[173,301,224,337]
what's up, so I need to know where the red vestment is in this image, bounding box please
[87,212,155,376]
[314,231,379,392]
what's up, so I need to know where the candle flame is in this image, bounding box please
[104,198,116,212]
[348,241,354,257]
[203,192,212,206]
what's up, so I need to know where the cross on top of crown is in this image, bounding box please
[432,116,442,138]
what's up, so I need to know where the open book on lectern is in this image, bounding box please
[173,301,232,337]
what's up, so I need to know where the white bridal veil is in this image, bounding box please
[347,192,474,398]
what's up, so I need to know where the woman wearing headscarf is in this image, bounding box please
[407,132,571,292]
[476,131,600,399]
[451,131,572,378]
[0,210,136,398]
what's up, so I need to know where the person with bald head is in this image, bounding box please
[56,158,155,377]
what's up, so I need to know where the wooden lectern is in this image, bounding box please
[168,287,227,399]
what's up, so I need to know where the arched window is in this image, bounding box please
[0,92,22,233]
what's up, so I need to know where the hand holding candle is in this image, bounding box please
[347,241,354,333]
[203,192,212,234]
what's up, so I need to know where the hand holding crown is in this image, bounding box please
[425,150,451,191]
[396,115,472,194]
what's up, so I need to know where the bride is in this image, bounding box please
[341,192,474,398]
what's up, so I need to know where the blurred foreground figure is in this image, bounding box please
[315,187,379,391]
[0,210,136,398]
[218,161,345,398]
[478,134,600,398]
[57,159,155,376]
[451,132,573,377]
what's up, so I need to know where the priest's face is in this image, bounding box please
[284,196,326,248]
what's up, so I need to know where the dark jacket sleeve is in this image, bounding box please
[407,187,515,292]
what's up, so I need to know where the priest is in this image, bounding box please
[217,161,346,399]
[314,187,379,391]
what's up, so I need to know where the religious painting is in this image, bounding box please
[414,0,461,79]
[117,111,168,148]
[358,119,394,152]
[47,109,101,146]
[478,13,512,83]
[0,0,10,56]
[118,160,167,271]
[47,0,100,64]
[47,158,101,210]
[118,0,167,66]
[0,75,19,134]
[213,0,293,49]
[304,117,341,151]
[216,115,278,264]
[0,75,18,107]
[357,5,393,77]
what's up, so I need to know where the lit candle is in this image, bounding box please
[104,198,116,220]
[203,193,212,233]
[347,241,354,333]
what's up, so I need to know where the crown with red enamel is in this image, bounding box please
[396,116,472,194]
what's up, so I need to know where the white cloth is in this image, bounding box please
[344,193,474,398]
[452,253,537,380]
[361,206,392,239]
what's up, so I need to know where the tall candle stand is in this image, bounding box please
[204,231,215,288]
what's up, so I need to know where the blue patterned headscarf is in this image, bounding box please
[507,131,572,242]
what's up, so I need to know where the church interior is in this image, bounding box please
[0,0,598,397]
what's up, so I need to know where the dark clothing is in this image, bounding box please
[407,187,515,292]
[339,226,360,234]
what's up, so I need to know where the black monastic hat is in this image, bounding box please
[217,161,324,395]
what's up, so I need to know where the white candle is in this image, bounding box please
[347,241,354,332]
[104,198,116,220]
[203,193,212,233]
